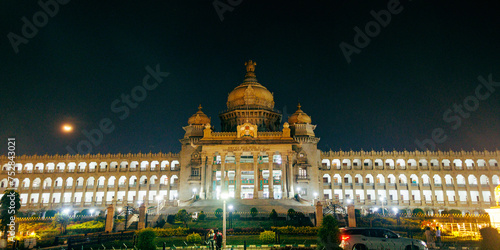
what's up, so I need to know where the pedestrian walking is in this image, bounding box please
[425,227,436,249]
[435,226,441,246]
[215,230,222,250]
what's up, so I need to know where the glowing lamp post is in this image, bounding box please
[156,196,163,214]
[90,209,95,216]
[62,208,70,215]
[221,192,229,249]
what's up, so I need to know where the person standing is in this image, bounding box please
[435,227,441,246]
[215,230,222,250]
[425,227,436,249]
[208,229,215,250]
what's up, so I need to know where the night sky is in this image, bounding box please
[1,0,500,156]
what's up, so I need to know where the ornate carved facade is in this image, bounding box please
[1,61,499,215]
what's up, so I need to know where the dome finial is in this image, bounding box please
[297,103,302,110]
[244,60,257,78]
[198,104,202,111]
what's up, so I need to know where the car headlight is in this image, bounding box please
[419,240,427,247]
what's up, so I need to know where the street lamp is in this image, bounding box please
[221,192,229,249]
[228,205,234,229]
[156,196,163,214]
[380,197,385,216]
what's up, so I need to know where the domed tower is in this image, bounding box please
[288,103,318,139]
[219,60,282,131]
[182,104,211,139]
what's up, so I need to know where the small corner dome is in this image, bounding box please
[188,105,211,125]
[288,103,312,124]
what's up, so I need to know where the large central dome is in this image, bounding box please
[226,60,275,111]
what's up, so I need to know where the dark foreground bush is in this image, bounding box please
[480,227,500,250]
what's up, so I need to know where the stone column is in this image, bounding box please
[330,174,335,201]
[477,180,484,206]
[105,204,115,233]
[200,155,206,199]
[206,162,212,199]
[489,181,496,206]
[288,153,294,198]
[315,201,323,227]
[138,203,146,230]
[441,175,450,206]
[165,175,171,201]
[253,153,259,199]
[281,155,288,199]
[347,205,356,227]
[221,153,227,193]
[268,152,274,199]
[235,154,241,199]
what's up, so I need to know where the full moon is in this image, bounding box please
[62,124,73,133]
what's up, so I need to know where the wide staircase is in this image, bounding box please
[158,198,315,214]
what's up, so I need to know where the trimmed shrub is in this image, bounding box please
[156,218,166,228]
[448,209,462,215]
[215,208,223,219]
[198,211,206,221]
[166,214,176,224]
[259,230,275,244]
[186,233,202,243]
[412,208,425,216]
[45,210,57,218]
[137,228,157,250]
[269,209,278,220]
[250,207,258,218]
[287,209,296,220]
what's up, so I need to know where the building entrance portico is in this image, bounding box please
[197,145,293,200]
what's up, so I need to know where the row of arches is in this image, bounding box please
[0,175,180,189]
[2,160,180,173]
[321,158,499,170]
[321,173,500,186]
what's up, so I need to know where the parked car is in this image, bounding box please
[339,227,427,250]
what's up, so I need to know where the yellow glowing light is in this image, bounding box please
[62,124,73,133]
[30,232,35,236]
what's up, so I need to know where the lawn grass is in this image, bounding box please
[78,235,318,249]
[155,235,317,247]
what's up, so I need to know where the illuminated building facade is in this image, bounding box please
[1,61,499,214]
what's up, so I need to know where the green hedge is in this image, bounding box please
[271,226,318,235]
[152,227,189,236]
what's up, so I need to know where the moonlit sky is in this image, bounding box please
[1,0,499,156]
